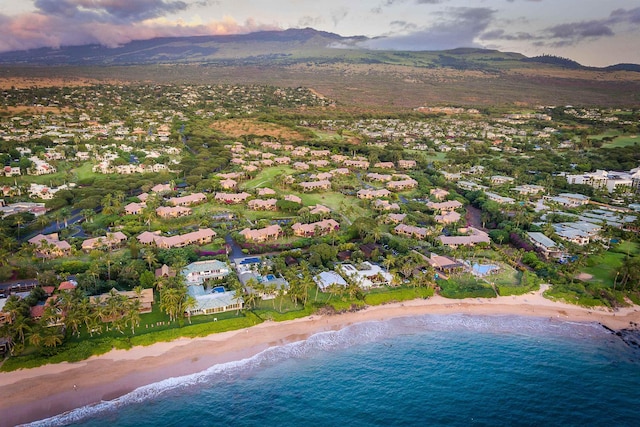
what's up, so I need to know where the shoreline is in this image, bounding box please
[2,289,639,427]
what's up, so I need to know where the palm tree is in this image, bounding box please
[11,314,31,345]
[28,326,44,349]
[81,209,95,224]
[144,251,157,271]
[127,299,142,334]
[183,295,197,324]
[42,328,63,349]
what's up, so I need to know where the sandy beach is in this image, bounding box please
[2,287,639,427]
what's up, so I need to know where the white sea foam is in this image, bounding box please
[22,314,609,426]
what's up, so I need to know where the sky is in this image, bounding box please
[0,0,638,66]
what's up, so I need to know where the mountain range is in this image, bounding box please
[1,28,638,72]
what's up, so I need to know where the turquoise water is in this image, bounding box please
[29,315,640,427]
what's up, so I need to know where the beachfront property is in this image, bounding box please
[182,260,231,285]
[338,262,394,288]
[136,228,216,248]
[527,232,564,258]
[81,231,128,251]
[238,270,289,300]
[423,253,464,277]
[439,227,490,248]
[185,287,244,316]
[292,219,340,237]
[28,233,72,258]
[314,271,348,292]
[90,288,154,313]
[239,225,283,242]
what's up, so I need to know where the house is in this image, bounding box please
[28,233,71,258]
[373,199,400,211]
[386,179,418,191]
[427,200,463,212]
[284,194,302,204]
[490,175,515,185]
[58,281,77,292]
[185,287,243,316]
[398,159,417,169]
[374,161,395,169]
[357,188,391,199]
[314,271,348,292]
[544,193,590,208]
[394,224,429,239]
[439,227,490,247]
[309,204,331,215]
[248,199,278,211]
[82,231,128,251]
[434,211,461,224]
[430,188,449,201]
[257,187,277,196]
[156,206,192,218]
[512,185,545,196]
[214,192,251,203]
[219,178,237,190]
[151,183,173,193]
[124,202,144,215]
[168,192,207,207]
[293,162,310,170]
[155,264,176,278]
[3,166,21,177]
[182,260,230,285]
[309,160,330,168]
[366,173,393,182]
[240,225,282,242]
[424,253,464,276]
[457,180,488,191]
[386,213,407,224]
[527,232,564,258]
[485,192,515,204]
[90,288,154,313]
[299,180,331,192]
[343,160,370,169]
[137,228,216,248]
[339,262,393,288]
[292,219,340,237]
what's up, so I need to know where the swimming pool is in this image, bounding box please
[265,274,276,281]
[472,263,499,276]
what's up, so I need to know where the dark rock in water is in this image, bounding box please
[615,328,640,349]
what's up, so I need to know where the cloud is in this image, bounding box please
[330,7,349,27]
[361,7,495,50]
[34,0,189,22]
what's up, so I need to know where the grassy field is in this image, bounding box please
[241,166,294,190]
[582,251,626,286]
[72,161,97,181]
[602,135,640,148]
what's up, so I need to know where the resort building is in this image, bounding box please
[438,227,490,247]
[214,192,252,203]
[398,159,417,169]
[430,188,449,201]
[299,180,331,192]
[490,175,515,185]
[357,188,392,199]
[544,193,590,208]
[527,232,564,259]
[124,202,144,215]
[182,260,231,285]
[28,233,72,258]
[81,231,128,251]
[314,271,348,292]
[257,188,277,196]
[156,206,192,219]
[386,213,407,224]
[427,200,463,212]
[512,185,545,196]
[168,192,207,207]
[239,225,282,242]
[386,178,418,191]
[284,194,302,204]
[248,199,278,211]
[394,224,429,240]
[338,262,393,288]
[434,211,461,224]
[309,204,331,215]
[373,199,400,211]
[136,228,216,248]
[485,192,516,204]
[291,219,340,237]
[185,287,244,316]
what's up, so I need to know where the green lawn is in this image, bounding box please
[241,166,294,190]
[582,251,626,286]
[602,135,640,148]
[72,161,97,181]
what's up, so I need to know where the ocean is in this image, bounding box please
[28,315,640,427]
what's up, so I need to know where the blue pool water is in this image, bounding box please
[29,315,640,427]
